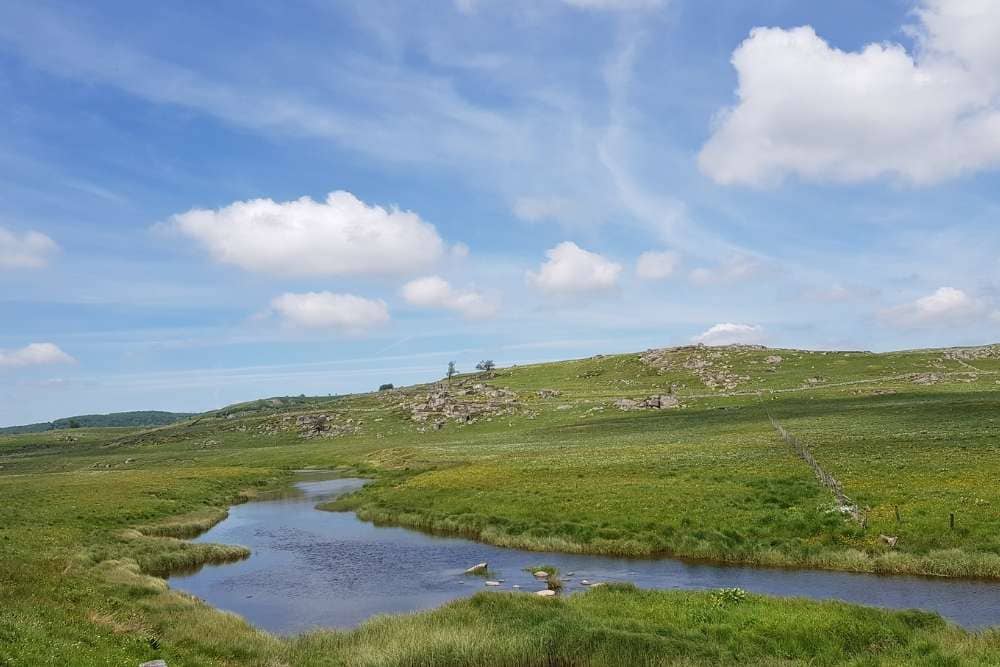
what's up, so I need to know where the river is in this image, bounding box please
[169,476,1000,634]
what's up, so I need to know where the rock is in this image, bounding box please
[535,589,556,597]
[590,582,606,588]
[533,570,550,578]
[512,584,521,589]
[879,534,899,548]
[485,581,502,586]
[537,389,562,399]
[464,562,488,575]
[400,383,522,425]
[615,395,679,411]
[765,355,783,364]
[140,661,168,667]
[580,579,591,585]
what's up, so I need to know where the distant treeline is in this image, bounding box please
[0,411,195,435]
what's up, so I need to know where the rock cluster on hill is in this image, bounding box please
[639,345,753,391]
[237,413,362,439]
[613,395,680,411]
[389,382,522,430]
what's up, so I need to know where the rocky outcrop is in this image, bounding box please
[944,345,1000,361]
[911,373,944,385]
[614,395,680,411]
[394,383,521,428]
[238,413,361,439]
[639,345,752,391]
[765,355,783,364]
[536,389,562,399]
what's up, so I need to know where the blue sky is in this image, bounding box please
[2,0,999,425]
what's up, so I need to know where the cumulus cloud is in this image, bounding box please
[692,323,764,346]
[270,292,389,333]
[689,254,762,286]
[699,1,1000,186]
[636,250,679,280]
[168,191,446,277]
[401,276,497,319]
[0,227,58,269]
[526,242,622,296]
[880,286,988,328]
[0,343,75,368]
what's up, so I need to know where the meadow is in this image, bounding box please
[2,344,1000,665]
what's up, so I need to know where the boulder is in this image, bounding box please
[464,562,488,575]
[140,661,168,667]
[485,580,501,586]
[615,395,679,411]
[533,570,549,578]
[765,355,783,364]
[613,398,640,411]
[535,589,556,597]
[879,534,899,548]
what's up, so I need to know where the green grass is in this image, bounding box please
[2,343,1000,664]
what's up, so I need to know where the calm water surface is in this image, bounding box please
[169,477,1000,634]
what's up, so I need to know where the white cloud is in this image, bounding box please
[636,250,679,280]
[880,286,987,328]
[0,343,75,368]
[0,227,58,269]
[805,283,879,303]
[689,254,762,286]
[402,276,497,319]
[168,191,446,277]
[512,195,575,224]
[699,1,1000,186]
[692,323,764,346]
[526,241,622,295]
[563,0,664,10]
[270,292,390,333]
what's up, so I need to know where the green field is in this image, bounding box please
[2,344,1000,665]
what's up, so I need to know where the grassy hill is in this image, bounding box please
[0,410,195,435]
[2,343,1000,665]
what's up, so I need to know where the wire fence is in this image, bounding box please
[766,411,861,523]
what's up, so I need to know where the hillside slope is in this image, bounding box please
[0,410,195,435]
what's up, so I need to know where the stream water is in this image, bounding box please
[169,477,1000,634]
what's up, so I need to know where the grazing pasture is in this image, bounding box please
[2,344,1000,665]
